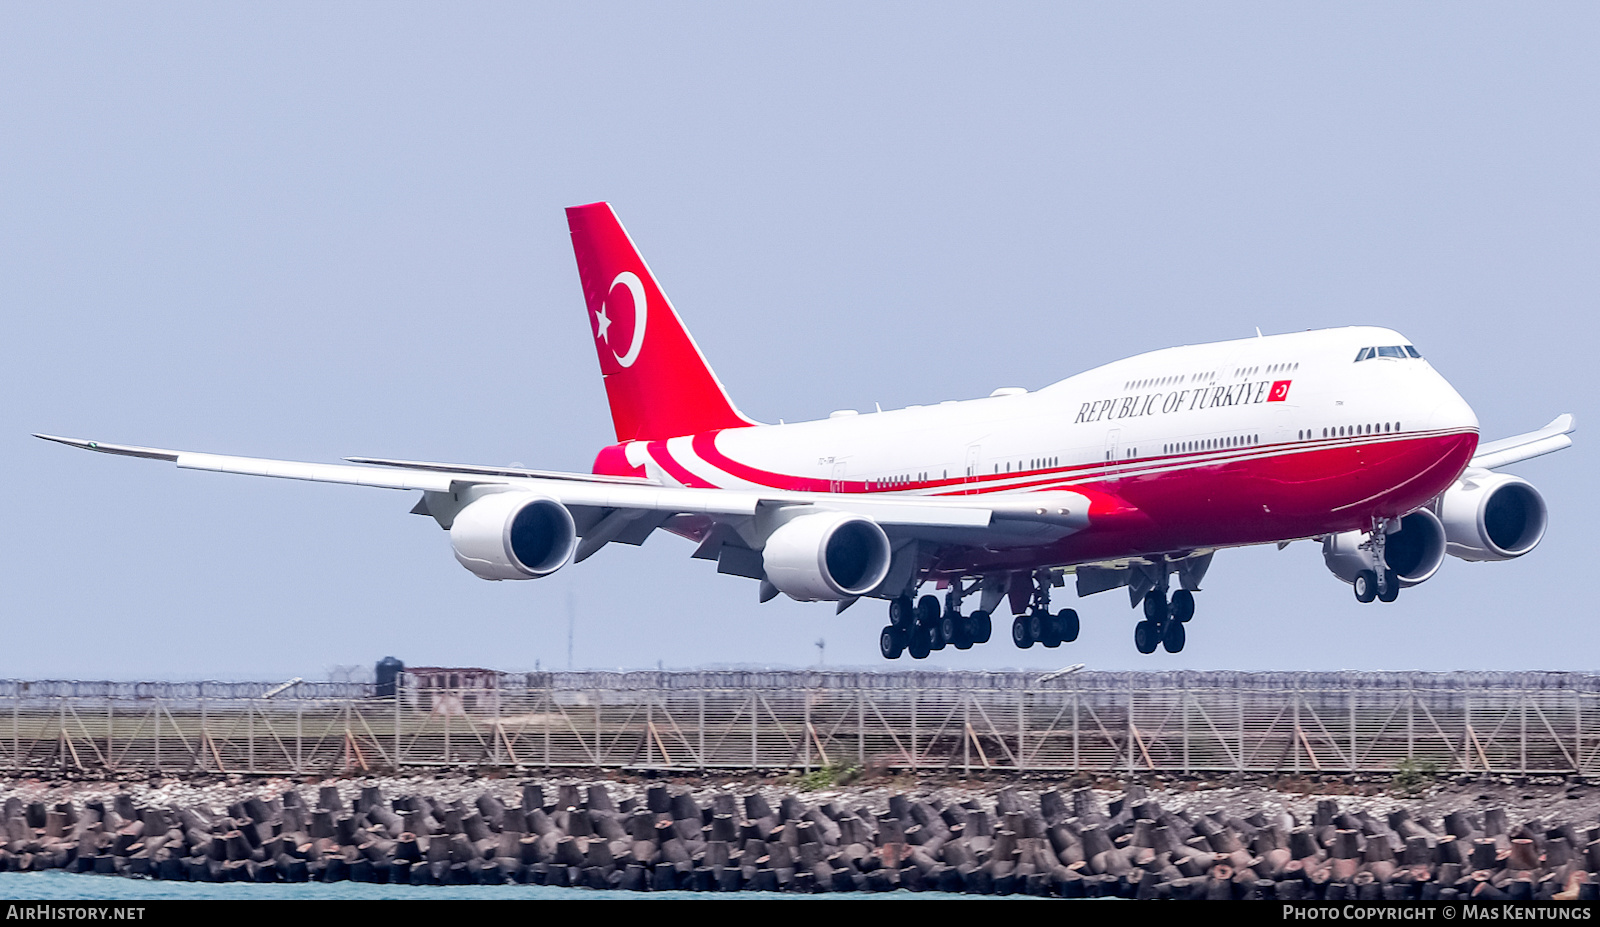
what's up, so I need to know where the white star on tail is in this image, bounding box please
[594,305,611,342]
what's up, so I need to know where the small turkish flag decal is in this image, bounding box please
[1268,380,1292,402]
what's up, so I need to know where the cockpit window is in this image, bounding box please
[1355,345,1421,362]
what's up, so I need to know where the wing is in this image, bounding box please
[34,434,1091,568]
[1469,414,1576,471]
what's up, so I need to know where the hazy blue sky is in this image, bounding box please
[3,3,1595,679]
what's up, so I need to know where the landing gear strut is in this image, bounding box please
[1354,517,1401,605]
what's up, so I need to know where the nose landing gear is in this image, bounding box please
[1354,518,1402,604]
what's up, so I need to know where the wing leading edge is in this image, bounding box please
[1469,414,1576,471]
[32,434,1089,532]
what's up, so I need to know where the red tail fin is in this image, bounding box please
[566,202,755,442]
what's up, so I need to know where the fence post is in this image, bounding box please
[858,690,865,768]
[963,691,971,775]
[1349,689,1356,774]
[803,688,811,773]
[1124,684,1132,774]
[1072,685,1079,773]
[1017,685,1025,773]
[1292,688,1301,775]
[493,682,503,766]
[1182,683,1190,774]
[1237,688,1244,773]
[1521,696,1528,776]
[1407,686,1415,766]
[910,685,918,773]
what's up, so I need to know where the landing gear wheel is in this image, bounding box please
[1162,619,1186,653]
[1377,570,1400,603]
[916,595,942,626]
[889,595,915,630]
[1056,609,1080,643]
[1353,570,1378,604]
[908,625,932,660]
[970,611,992,644]
[1012,615,1034,649]
[1134,620,1160,654]
[927,618,946,651]
[953,617,974,650]
[1036,612,1061,648]
[879,626,904,660]
[1028,612,1047,646]
[1170,589,1195,623]
[939,614,960,649]
[1143,590,1169,622]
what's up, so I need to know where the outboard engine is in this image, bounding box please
[1435,471,1548,562]
[449,492,577,580]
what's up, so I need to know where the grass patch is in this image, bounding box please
[1393,757,1441,795]
[794,763,862,791]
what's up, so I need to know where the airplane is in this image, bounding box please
[36,202,1576,659]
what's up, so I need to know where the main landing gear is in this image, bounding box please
[1133,587,1193,655]
[878,591,995,660]
[877,583,998,661]
[879,572,1086,660]
[1010,569,1079,650]
[1353,517,1401,605]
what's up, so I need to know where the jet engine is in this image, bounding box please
[1323,508,1447,589]
[1435,471,1548,562]
[449,492,577,580]
[762,511,892,602]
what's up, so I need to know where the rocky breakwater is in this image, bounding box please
[4,778,1600,898]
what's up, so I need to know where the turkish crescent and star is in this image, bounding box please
[594,271,647,368]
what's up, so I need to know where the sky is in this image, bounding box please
[2,2,1596,679]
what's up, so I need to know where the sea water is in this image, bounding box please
[0,870,997,900]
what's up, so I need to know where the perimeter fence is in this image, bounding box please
[2,671,1597,777]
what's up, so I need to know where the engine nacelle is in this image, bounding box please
[449,492,576,581]
[1323,508,1446,589]
[1435,472,1548,562]
[762,511,892,602]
